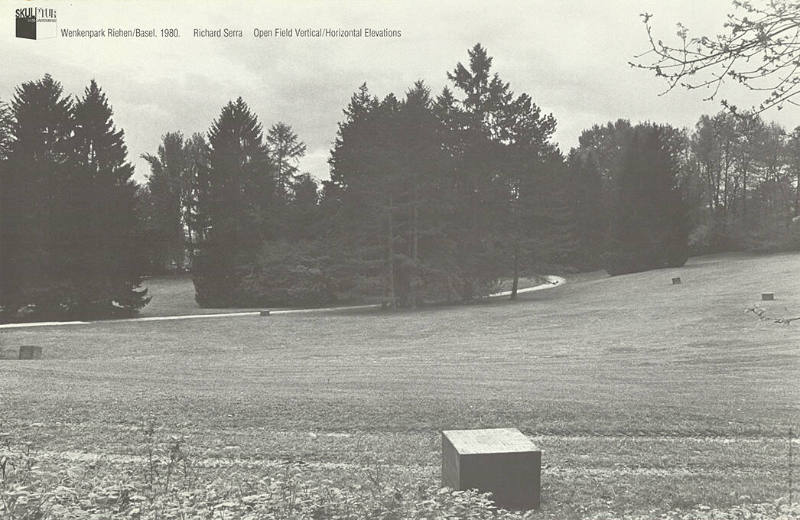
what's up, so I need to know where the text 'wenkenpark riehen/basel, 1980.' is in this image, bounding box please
[60,27,159,38]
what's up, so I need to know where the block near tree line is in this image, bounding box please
[260,310,271,316]
[672,277,681,285]
[442,428,541,510]
[762,293,775,301]
[18,346,43,360]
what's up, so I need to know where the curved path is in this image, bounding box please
[0,275,565,330]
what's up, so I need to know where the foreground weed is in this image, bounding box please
[0,433,52,520]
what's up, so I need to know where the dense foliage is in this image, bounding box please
[0,76,148,321]
[603,124,689,275]
[568,114,800,273]
[3,44,799,316]
[183,45,570,307]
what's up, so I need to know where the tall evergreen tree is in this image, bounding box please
[1,75,74,317]
[193,97,273,306]
[565,150,604,266]
[184,132,211,249]
[266,122,306,199]
[142,132,188,270]
[446,44,513,299]
[66,79,148,314]
[604,123,689,275]
[332,91,403,305]
[395,81,456,306]
[1,76,147,319]
[447,44,561,299]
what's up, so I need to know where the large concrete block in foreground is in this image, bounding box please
[442,428,541,510]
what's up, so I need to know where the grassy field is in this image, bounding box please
[1,253,799,518]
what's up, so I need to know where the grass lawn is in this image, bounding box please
[138,274,262,317]
[1,252,799,518]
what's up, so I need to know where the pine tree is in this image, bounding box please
[1,75,74,318]
[266,122,306,199]
[565,149,605,267]
[193,97,273,306]
[69,79,149,314]
[446,44,511,299]
[605,124,689,275]
[184,132,211,249]
[142,132,188,270]
[396,81,459,306]
[447,44,560,299]
[1,76,147,319]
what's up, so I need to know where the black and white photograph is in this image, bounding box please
[1,1,799,518]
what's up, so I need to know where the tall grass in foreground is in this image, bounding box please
[1,424,798,520]
[0,423,519,519]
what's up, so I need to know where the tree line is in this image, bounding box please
[0,76,147,320]
[569,114,800,263]
[1,44,798,321]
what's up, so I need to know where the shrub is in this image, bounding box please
[193,241,337,308]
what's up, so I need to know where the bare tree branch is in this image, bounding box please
[631,1,800,114]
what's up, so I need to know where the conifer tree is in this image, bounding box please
[564,150,605,267]
[142,132,188,270]
[1,76,147,319]
[184,132,211,248]
[1,75,74,317]
[605,124,689,274]
[68,79,149,314]
[193,97,273,306]
[446,45,513,299]
[447,44,559,299]
[266,122,306,199]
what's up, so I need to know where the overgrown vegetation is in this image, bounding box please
[2,423,799,520]
[0,424,531,519]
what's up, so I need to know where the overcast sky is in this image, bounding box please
[2,0,796,183]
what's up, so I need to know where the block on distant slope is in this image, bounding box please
[442,428,541,510]
[18,345,42,360]
[672,277,681,285]
[762,292,775,301]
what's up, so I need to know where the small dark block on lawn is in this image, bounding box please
[260,310,271,316]
[442,428,541,510]
[672,277,681,285]
[18,346,43,360]
[762,293,775,301]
